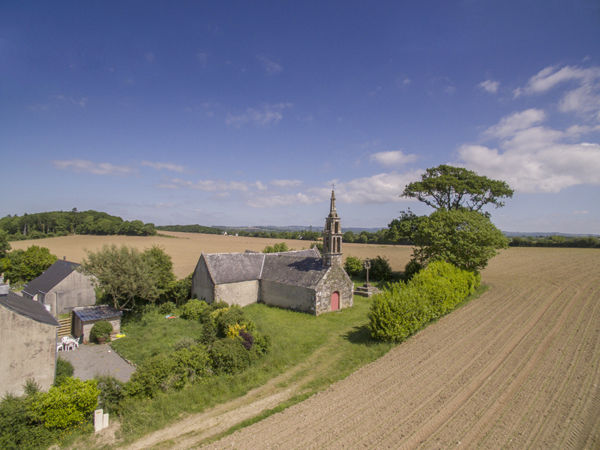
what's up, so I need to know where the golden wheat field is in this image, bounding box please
[9,231,414,278]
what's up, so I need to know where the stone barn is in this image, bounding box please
[0,289,59,396]
[192,190,354,315]
[22,259,96,317]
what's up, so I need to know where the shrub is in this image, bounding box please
[344,256,363,277]
[210,339,251,374]
[23,378,41,396]
[214,306,255,338]
[54,358,74,386]
[158,301,176,315]
[28,378,99,430]
[90,320,113,343]
[250,332,271,357]
[180,299,209,320]
[96,376,125,415]
[199,315,217,345]
[125,344,211,397]
[0,394,54,449]
[126,354,177,398]
[369,256,392,281]
[403,259,423,281]
[263,242,289,253]
[369,261,480,342]
[238,329,254,350]
[174,337,196,350]
[171,344,211,386]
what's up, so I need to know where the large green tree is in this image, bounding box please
[403,164,513,212]
[0,230,10,259]
[0,246,57,284]
[80,245,175,310]
[412,209,508,272]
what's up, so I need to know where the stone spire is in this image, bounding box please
[323,189,342,267]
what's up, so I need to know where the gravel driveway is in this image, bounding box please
[58,343,135,382]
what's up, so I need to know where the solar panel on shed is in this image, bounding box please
[73,306,122,322]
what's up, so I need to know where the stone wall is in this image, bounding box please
[0,307,56,396]
[191,258,215,302]
[315,265,354,315]
[260,280,316,314]
[46,271,96,316]
[215,280,259,306]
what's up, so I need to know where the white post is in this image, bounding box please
[103,412,109,429]
[94,409,104,433]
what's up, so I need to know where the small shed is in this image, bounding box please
[72,305,122,343]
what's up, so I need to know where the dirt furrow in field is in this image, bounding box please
[204,248,600,449]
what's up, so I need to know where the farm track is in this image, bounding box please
[201,248,600,449]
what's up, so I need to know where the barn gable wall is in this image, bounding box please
[192,257,215,302]
[0,307,56,396]
[47,271,96,315]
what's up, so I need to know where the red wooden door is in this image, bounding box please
[331,291,340,311]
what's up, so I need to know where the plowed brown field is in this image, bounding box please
[203,247,600,449]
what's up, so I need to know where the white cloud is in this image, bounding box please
[271,179,302,187]
[161,177,249,192]
[484,108,546,139]
[145,52,155,63]
[370,150,417,167]
[225,103,292,127]
[257,55,283,75]
[479,79,499,94]
[141,161,185,172]
[334,170,424,204]
[513,65,600,119]
[255,181,267,191]
[53,159,133,176]
[459,109,600,193]
[247,192,318,208]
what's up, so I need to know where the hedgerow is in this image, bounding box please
[369,261,480,342]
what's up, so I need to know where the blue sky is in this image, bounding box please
[1,1,599,233]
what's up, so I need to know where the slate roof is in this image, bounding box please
[23,260,79,297]
[261,253,328,288]
[73,305,122,322]
[0,291,59,326]
[202,248,327,288]
[203,252,265,284]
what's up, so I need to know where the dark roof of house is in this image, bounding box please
[0,291,59,326]
[202,248,327,288]
[22,260,79,297]
[73,305,122,322]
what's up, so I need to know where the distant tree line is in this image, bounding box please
[508,235,600,248]
[156,224,223,235]
[0,210,156,240]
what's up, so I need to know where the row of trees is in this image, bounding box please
[0,210,156,240]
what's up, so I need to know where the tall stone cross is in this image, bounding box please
[364,259,371,286]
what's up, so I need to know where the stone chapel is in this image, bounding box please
[191,190,353,315]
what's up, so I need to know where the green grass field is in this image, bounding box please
[111,296,395,443]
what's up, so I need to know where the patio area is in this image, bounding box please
[58,343,135,382]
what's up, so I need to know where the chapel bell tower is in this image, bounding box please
[323,189,343,267]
